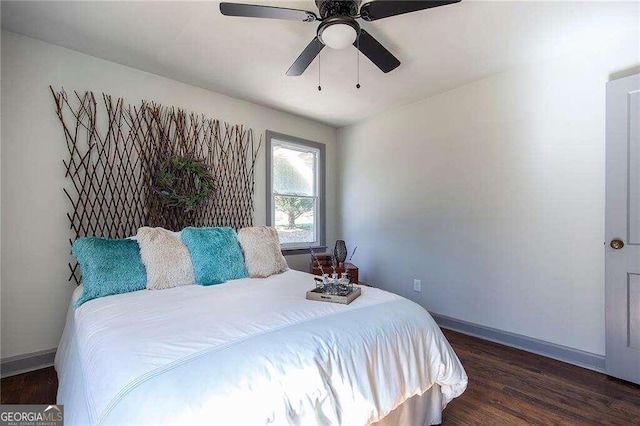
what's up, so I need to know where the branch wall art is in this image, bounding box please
[51,88,261,283]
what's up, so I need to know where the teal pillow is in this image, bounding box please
[73,237,147,307]
[181,227,249,286]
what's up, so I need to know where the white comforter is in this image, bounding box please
[58,270,467,425]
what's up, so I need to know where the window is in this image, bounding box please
[267,131,325,252]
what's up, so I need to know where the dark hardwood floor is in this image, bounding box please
[1,365,57,405]
[1,329,638,424]
[441,329,640,425]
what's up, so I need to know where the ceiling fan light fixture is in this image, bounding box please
[318,19,359,49]
[221,0,464,75]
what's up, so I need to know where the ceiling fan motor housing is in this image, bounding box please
[315,0,361,19]
[316,0,361,49]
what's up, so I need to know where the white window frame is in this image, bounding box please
[266,131,326,253]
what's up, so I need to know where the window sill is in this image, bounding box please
[282,246,327,256]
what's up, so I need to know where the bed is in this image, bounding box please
[55,269,467,425]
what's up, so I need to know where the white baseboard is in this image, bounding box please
[431,312,606,373]
[1,348,57,378]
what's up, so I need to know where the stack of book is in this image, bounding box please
[311,253,333,269]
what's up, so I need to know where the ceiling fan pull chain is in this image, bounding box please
[356,35,361,89]
[318,52,322,91]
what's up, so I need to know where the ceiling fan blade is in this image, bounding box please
[220,3,317,22]
[360,0,461,21]
[354,29,400,73]
[286,37,325,76]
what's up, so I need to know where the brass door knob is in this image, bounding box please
[610,239,624,250]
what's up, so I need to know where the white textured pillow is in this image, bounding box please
[136,227,196,290]
[237,226,288,278]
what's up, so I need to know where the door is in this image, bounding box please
[606,73,640,384]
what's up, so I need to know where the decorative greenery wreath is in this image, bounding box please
[153,155,215,211]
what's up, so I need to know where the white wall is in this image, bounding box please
[337,35,639,355]
[0,30,337,359]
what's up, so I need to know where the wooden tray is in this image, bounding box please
[306,286,361,305]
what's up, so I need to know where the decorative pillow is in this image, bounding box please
[72,237,147,307]
[136,227,196,290]
[181,227,249,286]
[237,226,288,278]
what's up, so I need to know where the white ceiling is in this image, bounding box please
[2,1,638,127]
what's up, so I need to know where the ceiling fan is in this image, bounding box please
[220,1,461,76]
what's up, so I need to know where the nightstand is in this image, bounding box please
[311,262,359,284]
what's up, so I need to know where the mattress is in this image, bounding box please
[55,269,467,425]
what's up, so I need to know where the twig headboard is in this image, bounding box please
[51,88,261,284]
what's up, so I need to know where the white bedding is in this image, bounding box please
[56,270,467,425]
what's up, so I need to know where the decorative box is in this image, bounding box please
[306,286,361,305]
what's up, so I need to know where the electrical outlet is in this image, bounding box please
[413,279,422,292]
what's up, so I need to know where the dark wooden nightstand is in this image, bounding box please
[311,262,359,284]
